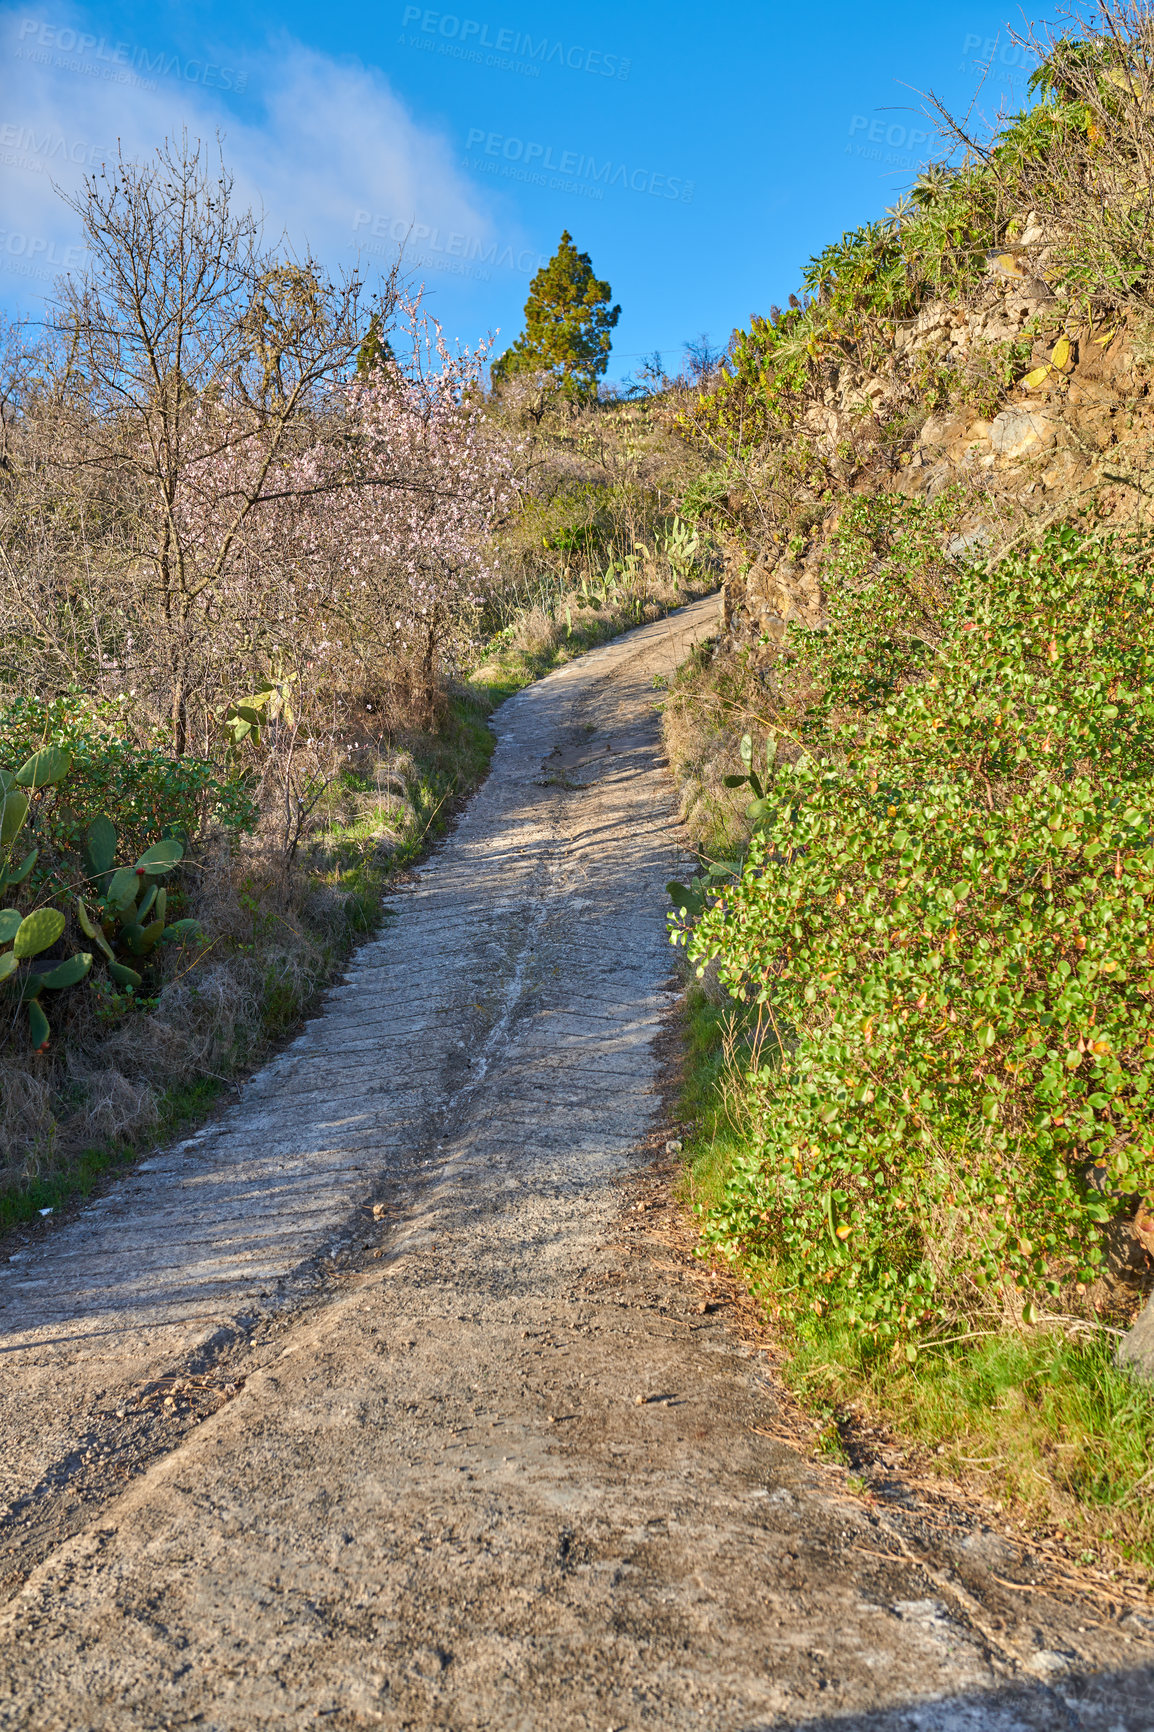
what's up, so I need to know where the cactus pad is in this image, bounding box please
[136,839,184,874]
[4,849,38,888]
[82,814,117,879]
[77,900,115,960]
[106,866,141,909]
[39,953,93,990]
[27,1000,49,1051]
[0,792,29,848]
[15,746,72,790]
[13,908,65,958]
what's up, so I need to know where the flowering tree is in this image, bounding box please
[10,139,518,763]
[336,307,518,706]
[46,138,381,751]
[167,297,517,725]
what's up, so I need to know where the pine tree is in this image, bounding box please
[356,312,395,377]
[491,232,620,399]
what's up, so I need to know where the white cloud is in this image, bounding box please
[0,6,503,313]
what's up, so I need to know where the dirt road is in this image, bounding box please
[1,598,1152,1730]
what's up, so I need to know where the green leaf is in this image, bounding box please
[124,918,164,956]
[162,919,201,942]
[14,746,72,790]
[667,881,704,918]
[5,848,38,887]
[106,865,141,909]
[82,814,117,879]
[76,899,114,961]
[107,961,142,989]
[13,908,65,959]
[135,839,184,875]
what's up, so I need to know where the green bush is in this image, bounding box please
[0,694,255,894]
[0,733,210,1048]
[682,519,1154,1339]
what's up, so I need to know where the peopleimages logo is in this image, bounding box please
[0,122,109,174]
[960,31,1031,69]
[0,230,86,284]
[400,8,630,78]
[12,18,249,92]
[959,31,1033,94]
[847,115,934,153]
[464,129,694,201]
[353,211,549,277]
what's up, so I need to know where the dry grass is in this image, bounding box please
[0,686,502,1224]
[475,562,718,693]
[0,836,337,1195]
[661,635,774,856]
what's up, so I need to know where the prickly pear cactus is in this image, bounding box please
[0,748,78,1047]
[0,749,199,1051]
[76,814,199,982]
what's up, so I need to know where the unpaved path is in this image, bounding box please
[1,599,1152,1730]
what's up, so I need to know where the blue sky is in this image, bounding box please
[1,0,1038,382]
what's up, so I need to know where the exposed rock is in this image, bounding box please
[1118,1292,1154,1383]
[717,276,1147,657]
[946,525,994,558]
[989,408,1058,459]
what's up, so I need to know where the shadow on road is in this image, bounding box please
[750,1661,1154,1731]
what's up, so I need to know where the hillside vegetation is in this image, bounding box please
[0,166,715,1222]
[663,3,1154,1573]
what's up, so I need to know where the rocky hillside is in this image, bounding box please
[719,216,1147,652]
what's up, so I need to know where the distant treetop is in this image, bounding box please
[491,231,620,399]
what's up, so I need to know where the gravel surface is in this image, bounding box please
[1,597,1153,1730]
